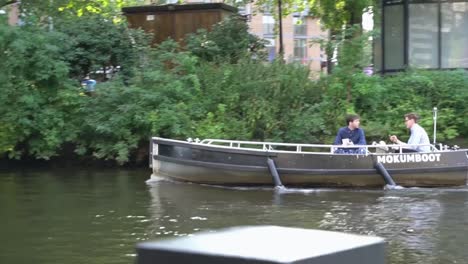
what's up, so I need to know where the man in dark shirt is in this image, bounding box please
[333,114,367,154]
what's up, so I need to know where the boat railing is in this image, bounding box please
[197,138,439,154]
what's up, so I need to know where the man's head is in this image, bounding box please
[346,114,360,129]
[404,113,419,129]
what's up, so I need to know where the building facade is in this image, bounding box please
[4,0,328,74]
[244,5,327,73]
[375,0,468,73]
[0,2,20,25]
[144,0,328,74]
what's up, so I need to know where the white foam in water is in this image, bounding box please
[384,184,405,190]
[145,174,166,184]
[274,187,322,194]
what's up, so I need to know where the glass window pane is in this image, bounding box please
[373,6,382,72]
[293,17,307,35]
[262,15,275,24]
[263,15,275,35]
[408,4,438,68]
[384,5,404,70]
[441,3,468,68]
[264,38,276,62]
[294,39,307,59]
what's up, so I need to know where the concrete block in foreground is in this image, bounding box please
[137,225,385,264]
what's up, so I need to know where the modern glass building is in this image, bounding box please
[374,0,468,73]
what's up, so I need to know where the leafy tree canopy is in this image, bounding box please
[1,0,146,24]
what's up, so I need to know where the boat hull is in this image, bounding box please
[151,138,468,188]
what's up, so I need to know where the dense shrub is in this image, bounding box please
[0,23,84,159]
[56,14,150,81]
[73,41,200,163]
[1,18,467,164]
[186,16,267,63]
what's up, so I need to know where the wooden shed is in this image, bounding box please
[122,3,238,46]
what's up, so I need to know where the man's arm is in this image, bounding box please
[333,129,343,145]
[357,129,367,145]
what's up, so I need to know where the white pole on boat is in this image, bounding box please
[433,107,438,145]
[374,162,396,187]
[267,158,284,189]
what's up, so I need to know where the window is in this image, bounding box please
[261,3,274,14]
[264,38,276,62]
[373,7,382,71]
[263,15,275,35]
[294,39,307,60]
[408,4,438,68]
[293,17,307,36]
[383,5,404,70]
[377,0,468,72]
[441,2,468,68]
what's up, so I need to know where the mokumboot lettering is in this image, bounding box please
[377,153,441,164]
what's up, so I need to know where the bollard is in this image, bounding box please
[137,226,385,264]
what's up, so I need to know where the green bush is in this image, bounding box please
[191,59,324,142]
[1,19,467,165]
[326,69,468,143]
[0,23,83,159]
[56,14,150,81]
[186,16,267,63]
[72,40,200,164]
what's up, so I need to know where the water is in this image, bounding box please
[1,169,467,264]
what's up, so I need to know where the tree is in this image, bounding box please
[1,0,146,25]
[186,16,267,64]
[0,22,80,159]
[55,14,150,81]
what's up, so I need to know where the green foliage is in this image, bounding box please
[186,16,267,63]
[192,59,323,142]
[336,69,468,143]
[2,0,146,25]
[56,14,150,80]
[73,40,199,164]
[1,12,467,164]
[0,23,82,159]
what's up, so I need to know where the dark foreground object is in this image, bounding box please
[137,226,385,264]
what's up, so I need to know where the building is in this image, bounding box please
[122,3,237,46]
[243,4,327,73]
[375,0,468,73]
[0,1,20,25]
[143,0,328,74]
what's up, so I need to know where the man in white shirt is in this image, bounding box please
[389,113,431,152]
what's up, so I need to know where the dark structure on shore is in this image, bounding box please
[137,226,385,264]
[122,3,237,46]
[374,0,468,73]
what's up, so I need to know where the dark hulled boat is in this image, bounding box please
[150,137,468,188]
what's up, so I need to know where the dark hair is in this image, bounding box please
[404,113,419,123]
[346,114,360,125]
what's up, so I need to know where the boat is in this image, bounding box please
[149,137,468,188]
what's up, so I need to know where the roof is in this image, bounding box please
[122,3,238,14]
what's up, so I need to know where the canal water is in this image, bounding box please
[0,168,467,264]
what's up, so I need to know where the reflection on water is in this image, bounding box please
[146,181,468,264]
[1,169,467,264]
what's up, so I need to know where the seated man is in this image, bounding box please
[333,114,367,154]
[81,76,97,94]
[389,112,430,152]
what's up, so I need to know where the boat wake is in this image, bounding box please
[274,187,320,194]
[384,184,405,190]
[145,174,167,184]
